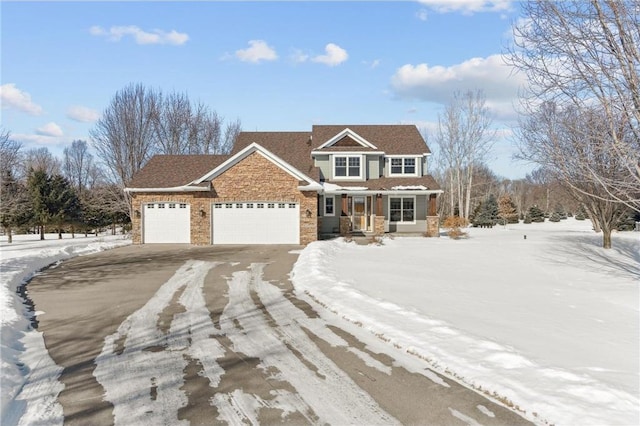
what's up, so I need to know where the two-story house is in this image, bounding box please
[125,124,441,245]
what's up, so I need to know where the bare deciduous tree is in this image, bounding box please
[506,0,640,210]
[22,147,61,177]
[517,102,628,248]
[0,128,22,176]
[91,83,159,187]
[153,93,240,155]
[90,83,241,219]
[63,139,101,197]
[432,90,496,220]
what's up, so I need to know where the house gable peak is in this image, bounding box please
[316,128,378,150]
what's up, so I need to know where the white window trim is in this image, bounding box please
[324,196,335,216]
[387,156,419,177]
[388,195,417,224]
[332,154,364,180]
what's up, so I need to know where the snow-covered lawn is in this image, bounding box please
[2,220,638,425]
[0,233,131,426]
[291,218,640,425]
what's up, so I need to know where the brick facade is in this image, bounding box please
[132,151,318,245]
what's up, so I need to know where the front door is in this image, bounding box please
[353,196,366,231]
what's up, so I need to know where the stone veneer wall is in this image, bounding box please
[426,216,440,237]
[131,151,318,245]
[373,215,385,236]
[339,216,351,236]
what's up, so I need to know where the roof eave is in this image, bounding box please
[125,185,210,193]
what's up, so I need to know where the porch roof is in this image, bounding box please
[323,175,441,193]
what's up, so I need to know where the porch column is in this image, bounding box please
[426,193,439,237]
[339,194,350,236]
[428,193,437,216]
[374,193,385,236]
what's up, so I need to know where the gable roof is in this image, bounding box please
[232,131,318,179]
[315,128,378,150]
[126,155,229,189]
[312,125,430,155]
[194,142,319,187]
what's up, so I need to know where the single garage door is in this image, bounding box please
[143,202,190,243]
[212,202,299,244]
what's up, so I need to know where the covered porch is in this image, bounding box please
[318,191,440,238]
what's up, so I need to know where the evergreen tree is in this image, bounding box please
[553,203,567,220]
[528,205,545,222]
[48,174,80,239]
[575,205,587,220]
[549,211,562,222]
[27,170,80,240]
[0,170,32,243]
[498,194,519,225]
[472,194,499,227]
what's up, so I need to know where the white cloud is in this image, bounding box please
[291,49,310,64]
[312,43,348,67]
[0,83,43,115]
[235,40,278,63]
[90,25,189,45]
[418,0,512,14]
[36,122,63,137]
[416,9,429,21]
[67,105,100,123]
[390,54,525,121]
[12,133,68,146]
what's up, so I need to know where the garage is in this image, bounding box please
[212,202,300,244]
[143,202,191,243]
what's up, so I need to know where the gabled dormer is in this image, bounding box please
[315,128,379,150]
[311,128,385,182]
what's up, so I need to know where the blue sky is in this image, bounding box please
[1,0,533,178]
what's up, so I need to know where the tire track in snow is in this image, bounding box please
[221,263,399,425]
[94,260,223,425]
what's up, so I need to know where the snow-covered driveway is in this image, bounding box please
[26,244,528,425]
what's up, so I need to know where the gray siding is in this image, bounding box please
[321,216,340,234]
[367,155,380,179]
[383,194,428,233]
[314,155,331,180]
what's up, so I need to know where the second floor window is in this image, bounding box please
[334,156,361,178]
[390,158,417,175]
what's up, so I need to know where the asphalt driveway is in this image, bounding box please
[27,244,531,425]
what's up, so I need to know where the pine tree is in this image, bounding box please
[48,174,80,239]
[498,194,519,225]
[528,205,545,222]
[472,194,499,227]
[549,211,562,222]
[0,170,32,243]
[27,170,80,239]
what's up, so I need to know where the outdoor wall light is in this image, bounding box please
[305,209,312,218]
[135,209,141,218]
[200,208,206,217]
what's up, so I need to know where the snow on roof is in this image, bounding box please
[322,183,369,192]
[390,185,428,190]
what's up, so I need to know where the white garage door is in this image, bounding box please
[212,202,299,244]
[143,202,190,243]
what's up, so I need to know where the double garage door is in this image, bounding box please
[212,202,299,244]
[143,201,299,244]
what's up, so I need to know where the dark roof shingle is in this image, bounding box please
[127,155,228,188]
